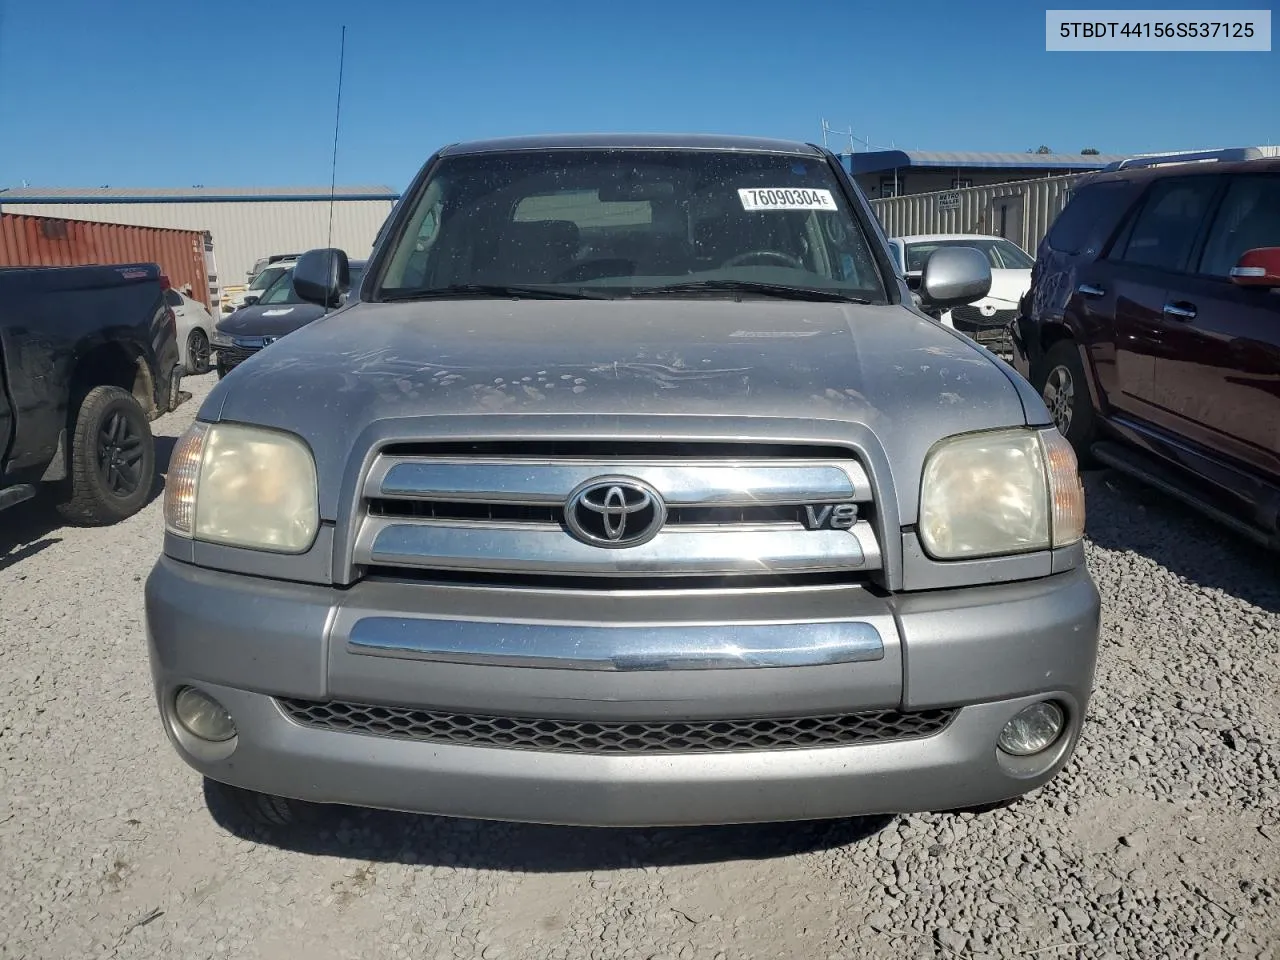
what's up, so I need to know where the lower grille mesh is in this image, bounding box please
[276,698,956,754]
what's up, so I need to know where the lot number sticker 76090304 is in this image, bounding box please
[738,188,837,211]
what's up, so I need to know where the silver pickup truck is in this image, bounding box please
[146,134,1100,829]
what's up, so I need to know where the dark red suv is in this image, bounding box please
[1012,151,1280,550]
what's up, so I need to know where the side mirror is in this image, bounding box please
[242,295,260,306]
[293,248,350,307]
[1230,247,1280,288]
[919,246,992,310]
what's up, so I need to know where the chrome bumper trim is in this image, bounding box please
[346,616,884,671]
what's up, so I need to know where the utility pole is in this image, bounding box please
[821,119,857,157]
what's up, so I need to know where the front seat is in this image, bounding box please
[495,219,581,283]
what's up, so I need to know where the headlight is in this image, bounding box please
[919,427,1084,559]
[210,329,233,347]
[164,422,319,553]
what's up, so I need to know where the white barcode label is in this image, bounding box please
[738,187,837,211]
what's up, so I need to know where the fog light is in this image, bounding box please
[174,686,237,742]
[998,701,1064,756]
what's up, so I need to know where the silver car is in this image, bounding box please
[146,134,1100,828]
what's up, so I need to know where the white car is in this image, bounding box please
[222,257,299,314]
[165,288,216,375]
[887,234,1034,332]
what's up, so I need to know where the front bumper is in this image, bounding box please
[213,343,258,372]
[146,558,1100,826]
[1010,315,1037,380]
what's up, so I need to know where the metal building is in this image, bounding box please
[843,151,1128,199]
[871,173,1080,255]
[0,185,399,307]
[869,144,1280,255]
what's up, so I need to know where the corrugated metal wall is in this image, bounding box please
[0,213,210,307]
[0,199,395,300]
[871,174,1081,253]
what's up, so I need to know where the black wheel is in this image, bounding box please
[55,385,156,525]
[216,361,230,380]
[204,778,320,831]
[187,329,211,375]
[1035,340,1097,461]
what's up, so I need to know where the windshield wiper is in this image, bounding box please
[628,280,872,303]
[380,284,609,302]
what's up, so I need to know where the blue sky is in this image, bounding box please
[0,0,1275,191]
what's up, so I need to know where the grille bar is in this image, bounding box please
[367,459,872,505]
[367,499,812,526]
[355,518,880,576]
[277,698,957,754]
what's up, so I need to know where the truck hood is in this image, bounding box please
[204,299,1039,522]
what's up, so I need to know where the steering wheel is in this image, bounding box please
[721,250,805,270]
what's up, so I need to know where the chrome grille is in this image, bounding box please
[277,698,955,754]
[353,444,880,580]
[950,307,1015,360]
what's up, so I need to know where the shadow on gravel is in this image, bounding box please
[203,780,894,870]
[0,434,177,574]
[1084,468,1280,614]
[0,499,65,573]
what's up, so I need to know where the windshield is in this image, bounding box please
[377,149,888,302]
[248,265,288,291]
[903,237,1034,272]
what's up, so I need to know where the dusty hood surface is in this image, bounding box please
[204,299,1037,521]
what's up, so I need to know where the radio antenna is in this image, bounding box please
[325,25,347,313]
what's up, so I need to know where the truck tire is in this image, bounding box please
[205,779,320,831]
[1034,340,1097,462]
[55,385,156,525]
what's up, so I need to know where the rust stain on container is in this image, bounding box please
[0,213,211,309]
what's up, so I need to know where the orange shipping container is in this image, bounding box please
[0,212,211,309]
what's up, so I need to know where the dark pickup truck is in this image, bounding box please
[0,263,183,524]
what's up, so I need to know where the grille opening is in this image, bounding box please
[367,499,824,527]
[360,567,887,593]
[379,440,863,460]
[277,698,957,754]
[371,500,561,523]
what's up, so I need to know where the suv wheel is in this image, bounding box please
[187,330,211,376]
[205,779,321,831]
[55,385,156,525]
[1036,341,1096,460]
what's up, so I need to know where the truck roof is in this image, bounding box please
[1084,155,1280,187]
[437,133,826,158]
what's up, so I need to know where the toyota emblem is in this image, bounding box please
[565,477,666,548]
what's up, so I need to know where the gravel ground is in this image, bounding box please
[1,372,1277,960]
